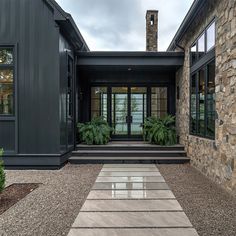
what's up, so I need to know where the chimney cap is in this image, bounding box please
[146,10,159,18]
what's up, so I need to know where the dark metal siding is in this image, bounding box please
[0,0,60,156]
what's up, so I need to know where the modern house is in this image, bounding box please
[0,0,235,193]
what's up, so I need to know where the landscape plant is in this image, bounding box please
[0,148,5,193]
[143,115,177,145]
[77,117,113,145]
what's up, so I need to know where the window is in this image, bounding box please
[206,21,215,51]
[0,47,14,115]
[190,20,216,66]
[190,60,215,139]
[91,87,107,120]
[206,61,215,137]
[189,20,216,139]
[198,33,205,59]
[67,56,73,117]
[151,87,168,118]
[198,68,205,135]
[190,74,197,134]
[191,43,197,65]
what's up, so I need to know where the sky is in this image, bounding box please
[56,0,194,51]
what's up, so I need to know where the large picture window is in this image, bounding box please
[0,47,14,115]
[190,60,215,139]
[190,20,216,139]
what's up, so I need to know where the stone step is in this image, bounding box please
[69,156,190,164]
[72,150,187,157]
[76,144,185,151]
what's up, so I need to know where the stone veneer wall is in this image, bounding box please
[176,0,236,194]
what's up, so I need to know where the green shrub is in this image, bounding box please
[77,117,113,145]
[0,148,5,193]
[143,115,177,145]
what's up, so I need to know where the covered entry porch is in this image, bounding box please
[76,51,184,141]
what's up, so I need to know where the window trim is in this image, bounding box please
[0,45,16,117]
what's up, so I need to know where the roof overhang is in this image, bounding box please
[167,0,205,51]
[44,0,89,51]
[77,51,184,71]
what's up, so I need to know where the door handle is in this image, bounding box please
[126,116,133,123]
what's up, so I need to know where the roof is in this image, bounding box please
[44,0,89,51]
[77,51,184,71]
[167,0,205,51]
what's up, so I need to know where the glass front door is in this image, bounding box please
[111,87,147,138]
[90,85,169,140]
[112,87,128,136]
[130,87,147,136]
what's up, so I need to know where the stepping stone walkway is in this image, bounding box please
[68,164,199,236]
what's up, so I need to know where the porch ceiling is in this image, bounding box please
[76,51,184,72]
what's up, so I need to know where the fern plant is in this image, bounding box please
[77,117,113,145]
[143,115,177,145]
[0,148,5,193]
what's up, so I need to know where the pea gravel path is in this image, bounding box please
[158,164,236,236]
[0,164,102,236]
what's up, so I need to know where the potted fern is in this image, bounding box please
[143,115,177,145]
[77,117,113,145]
[0,148,5,193]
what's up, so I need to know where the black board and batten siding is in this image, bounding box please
[0,0,78,168]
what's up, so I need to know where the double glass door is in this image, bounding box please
[90,85,169,140]
[111,87,147,138]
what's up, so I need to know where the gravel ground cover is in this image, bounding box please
[158,164,236,236]
[0,164,102,236]
[0,183,40,215]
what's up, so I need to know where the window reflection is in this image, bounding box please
[207,22,215,51]
[198,69,205,135]
[206,61,215,137]
[190,21,215,66]
[0,68,14,115]
[191,43,197,64]
[112,87,128,135]
[190,74,197,134]
[91,87,108,120]
[0,48,13,64]
[151,87,168,118]
[198,33,205,59]
[190,60,215,139]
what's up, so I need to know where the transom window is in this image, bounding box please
[191,20,216,65]
[0,47,14,115]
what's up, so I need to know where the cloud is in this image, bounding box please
[56,0,194,51]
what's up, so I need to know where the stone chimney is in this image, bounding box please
[146,10,158,51]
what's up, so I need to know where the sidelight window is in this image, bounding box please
[151,87,168,118]
[0,47,14,115]
[91,87,108,120]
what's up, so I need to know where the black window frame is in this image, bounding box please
[190,58,216,140]
[190,19,216,66]
[189,19,216,140]
[0,46,15,117]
